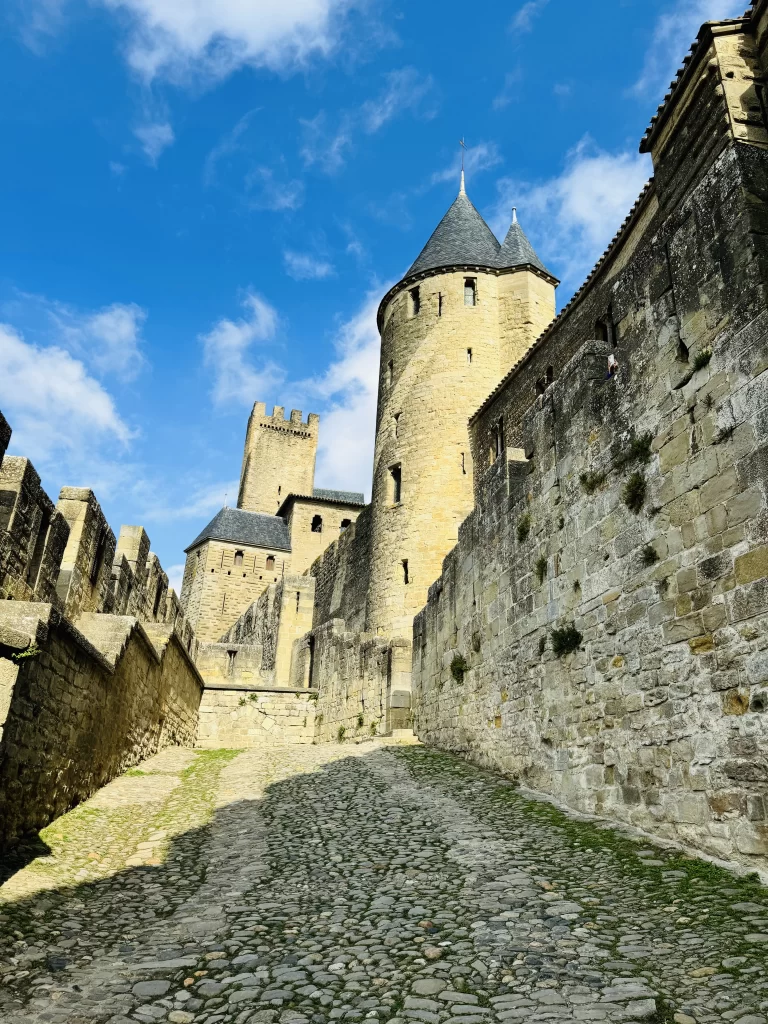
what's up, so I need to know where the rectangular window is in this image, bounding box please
[438,292,443,317]
[389,464,402,504]
[402,559,409,585]
[495,418,504,459]
[464,277,476,306]
[409,286,421,316]
[394,412,400,438]
[387,359,393,387]
[467,348,472,364]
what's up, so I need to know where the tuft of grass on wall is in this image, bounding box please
[693,347,712,371]
[517,513,531,544]
[641,543,659,566]
[451,653,469,684]
[615,431,654,470]
[579,470,606,495]
[622,472,647,514]
[551,623,582,658]
[535,555,547,585]
[337,725,346,743]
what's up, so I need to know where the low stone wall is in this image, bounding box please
[0,604,203,846]
[196,686,316,747]
[291,620,412,743]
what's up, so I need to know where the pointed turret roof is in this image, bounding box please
[496,208,551,275]
[406,178,501,277]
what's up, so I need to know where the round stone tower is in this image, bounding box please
[366,174,557,639]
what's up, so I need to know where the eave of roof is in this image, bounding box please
[184,506,292,554]
[276,492,367,518]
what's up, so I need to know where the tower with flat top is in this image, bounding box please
[237,403,320,515]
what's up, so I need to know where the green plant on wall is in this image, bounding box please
[11,645,41,662]
[579,470,606,495]
[693,347,712,371]
[641,543,659,566]
[615,431,654,470]
[623,472,646,513]
[551,623,582,658]
[451,653,469,684]
[337,725,346,742]
[357,713,364,729]
[517,513,531,543]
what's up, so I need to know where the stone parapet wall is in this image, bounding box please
[290,619,412,742]
[0,603,203,846]
[310,505,372,634]
[196,686,316,748]
[413,284,768,868]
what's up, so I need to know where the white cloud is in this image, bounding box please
[283,250,335,280]
[203,108,260,187]
[96,0,360,84]
[137,477,239,523]
[510,0,549,33]
[300,112,353,174]
[492,69,522,111]
[491,138,652,292]
[134,120,175,164]
[201,292,286,406]
[631,0,745,98]
[51,301,147,380]
[166,563,185,594]
[301,288,385,497]
[0,323,132,468]
[360,67,436,133]
[245,167,305,211]
[110,160,127,176]
[430,141,502,188]
[16,0,67,53]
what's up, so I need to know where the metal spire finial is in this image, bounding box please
[512,206,518,224]
[459,138,467,194]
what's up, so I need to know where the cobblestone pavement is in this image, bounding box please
[1,743,768,1024]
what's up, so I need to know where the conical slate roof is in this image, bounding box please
[407,187,501,277]
[497,211,550,275]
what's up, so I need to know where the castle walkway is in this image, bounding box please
[1,743,767,1024]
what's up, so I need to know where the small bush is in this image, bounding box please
[11,644,41,661]
[615,431,653,469]
[573,579,581,593]
[517,513,531,543]
[357,713,364,729]
[693,347,712,372]
[370,721,378,736]
[580,470,606,494]
[535,555,547,584]
[337,725,346,743]
[551,623,583,658]
[538,636,546,657]
[472,631,482,653]
[622,471,646,514]
[451,653,469,684]
[641,543,659,567]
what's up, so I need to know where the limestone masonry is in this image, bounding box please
[2,3,768,874]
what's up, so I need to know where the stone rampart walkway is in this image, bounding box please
[1,743,767,1024]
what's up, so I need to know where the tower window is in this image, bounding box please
[266,554,275,570]
[438,292,443,317]
[464,278,477,306]
[234,550,244,567]
[389,464,402,505]
[227,649,237,676]
[394,413,400,438]
[311,515,323,533]
[340,518,352,531]
[402,559,410,585]
[409,286,421,316]
[461,452,466,475]
[490,419,504,464]
[387,360,393,387]
[467,348,472,364]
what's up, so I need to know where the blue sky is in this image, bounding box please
[0,0,746,591]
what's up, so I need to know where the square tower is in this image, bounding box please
[237,403,320,515]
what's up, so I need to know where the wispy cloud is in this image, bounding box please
[246,167,305,211]
[283,251,336,280]
[631,0,745,99]
[490,137,652,292]
[203,108,261,187]
[134,120,175,164]
[137,478,239,524]
[15,0,67,54]
[492,69,523,111]
[360,67,436,133]
[430,141,502,188]
[201,292,286,406]
[300,112,354,174]
[509,0,549,33]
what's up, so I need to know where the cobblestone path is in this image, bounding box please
[1,743,768,1024]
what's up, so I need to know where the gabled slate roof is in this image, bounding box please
[312,488,365,505]
[407,191,501,277]
[497,214,551,275]
[185,507,291,554]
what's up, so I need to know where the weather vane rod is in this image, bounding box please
[459,138,467,194]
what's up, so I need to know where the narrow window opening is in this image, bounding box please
[296,591,301,613]
[220,550,225,568]
[409,286,421,316]
[152,580,163,618]
[308,636,316,686]
[311,515,323,533]
[27,512,50,590]
[340,518,352,531]
[266,554,276,570]
[402,559,410,585]
[234,549,244,567]
[438,292,443,316]
[490,419,504,463]
[278,485,282,495]
[389,464,402,504]
[387,360,393,387]
[547,365,554,385]
[467,348,472,364]
[90,527,107,585]
[536,378,546,396]
[227,649,237,676]
[595,320,609,343]
[461,452,466,475]
[394,412,400,438]
[464,277,477,307]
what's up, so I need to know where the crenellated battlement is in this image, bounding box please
[250,402,320,437]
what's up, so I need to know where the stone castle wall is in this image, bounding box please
[284,497,363,577]
[412,131,768,869]
[0,603,202,845]
[196,687,317,748]
[310,505,373,635]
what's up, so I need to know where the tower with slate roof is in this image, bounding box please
[366,172,557,639]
